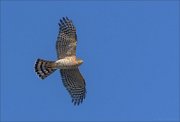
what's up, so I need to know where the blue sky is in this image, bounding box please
[1,1,179,121]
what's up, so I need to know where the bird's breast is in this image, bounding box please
[55,58,78,69]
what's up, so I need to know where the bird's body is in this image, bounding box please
[34,17,86,105]
[54,56,83,69]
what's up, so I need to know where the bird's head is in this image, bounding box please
[77,59,83,65]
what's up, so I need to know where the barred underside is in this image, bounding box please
[55,57,80,69]
[35,59,56,79]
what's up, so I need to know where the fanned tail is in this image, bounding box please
[35,59,56,79]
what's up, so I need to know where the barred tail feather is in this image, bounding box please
[35,59,56,79]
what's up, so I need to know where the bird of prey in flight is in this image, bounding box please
[35,17,86,105]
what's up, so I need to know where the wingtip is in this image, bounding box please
[62,17,66,21]
[72,98,81,106]
[61,16,70,22]
[66,16,69,20]
[60,19,63,23]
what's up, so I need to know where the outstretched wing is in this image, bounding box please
[60,68,86,105]
[56,17,77,59]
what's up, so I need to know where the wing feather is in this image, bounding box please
[56,17,77,59]
[60,68,86,105]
